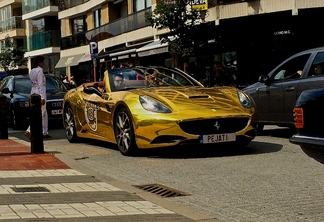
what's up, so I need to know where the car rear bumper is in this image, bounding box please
[290,134,324,164]
[290,134,324,148]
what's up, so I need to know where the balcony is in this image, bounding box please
[0,16,24,34]
[60,8,151,50]
[58,0,89,11]
[22,0,58,14]
[26,30,60,51]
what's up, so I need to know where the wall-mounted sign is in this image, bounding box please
[190,0,208,10]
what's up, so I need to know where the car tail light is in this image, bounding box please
[293,107,304,129]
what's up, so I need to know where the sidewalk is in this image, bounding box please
[0,138,199,221]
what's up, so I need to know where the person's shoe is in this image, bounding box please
[43,134,52,139]
[24,131,31,140]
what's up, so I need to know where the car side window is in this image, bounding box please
[272,54,310,81]
[308,52,324,77]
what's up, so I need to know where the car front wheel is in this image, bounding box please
[114,107,137,156]
[63,105,79,143]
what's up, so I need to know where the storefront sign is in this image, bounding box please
[274,30,291,35]
[190,0,208,10]
[118,55,129,60]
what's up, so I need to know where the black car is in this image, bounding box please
[0,74,68,129]
[289,88,324,164]
[243,47,324,133]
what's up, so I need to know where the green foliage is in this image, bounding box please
[0,35,28,74]
[145,0,206,57]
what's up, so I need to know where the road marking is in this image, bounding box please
[0,201,175,219]
[0,182,121,194]
[0,169,85,178]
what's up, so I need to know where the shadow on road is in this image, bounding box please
[258,127,296,138]
[135,141,282,159]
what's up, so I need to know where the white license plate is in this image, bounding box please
[199,133,236,144]
[51,109,63,115]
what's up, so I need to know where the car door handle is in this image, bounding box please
[285,86,295,91]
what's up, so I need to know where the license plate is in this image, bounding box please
[199,133,236,144]
[51,109,63,115]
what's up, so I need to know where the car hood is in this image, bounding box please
[10,91,65,102]
[131,86,250,112]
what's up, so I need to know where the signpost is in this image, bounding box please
[89,41,98,81]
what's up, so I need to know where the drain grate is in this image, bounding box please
[11,187,50,193]
[133,184,189,198]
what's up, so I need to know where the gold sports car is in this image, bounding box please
[63,66,257,156]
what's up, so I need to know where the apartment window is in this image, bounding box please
[72,16,86,34]
[133,0,151,12]
[93,9,101,28]
[31,18,45,33]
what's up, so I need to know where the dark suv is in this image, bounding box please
[243,47,324,133]
[290,88,324,164]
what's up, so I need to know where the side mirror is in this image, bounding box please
[1,88,10,94]
[258,75,269,84]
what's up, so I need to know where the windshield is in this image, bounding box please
[14,76,68,94]
[108,67,201,92]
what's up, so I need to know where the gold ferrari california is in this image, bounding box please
[63,66,257,156]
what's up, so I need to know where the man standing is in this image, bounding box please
[25,56,51,139]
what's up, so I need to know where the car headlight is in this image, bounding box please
[139,95,171,113]
[237,91,252,109]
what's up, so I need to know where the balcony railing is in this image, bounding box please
[22,0,58,14]
[26,30,60,51]
[60,8,151,50]
[0,16,24,34]
[58,0,89,11]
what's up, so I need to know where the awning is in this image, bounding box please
[136,40,169,57]
[55,54,84,68]
[78,53,92,64]
[109,49,137,60]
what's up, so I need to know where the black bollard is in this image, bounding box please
[29,94,44,153]
[0,94,8,139]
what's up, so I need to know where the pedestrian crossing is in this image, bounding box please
[0,169,177,221]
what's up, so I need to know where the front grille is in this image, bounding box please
[179,117,249,135]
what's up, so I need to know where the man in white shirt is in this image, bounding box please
[25,56,51,139]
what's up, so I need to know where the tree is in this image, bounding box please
[145,0,206,58]
[0,35,28,74]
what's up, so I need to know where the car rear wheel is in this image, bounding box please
[255,124,264,135]
[114,107,137,156]
[63,105,79,143]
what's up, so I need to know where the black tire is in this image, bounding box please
[63,105,79,143]
[255,124,264,135]
[114,107,137,156]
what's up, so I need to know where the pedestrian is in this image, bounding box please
[69,76,77,87]
[25,56,51,140]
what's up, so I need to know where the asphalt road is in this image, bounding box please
[10,125,324,222]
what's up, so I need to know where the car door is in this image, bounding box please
[256,53,311,125]
[296,51,324,98]
[77,91,114,140]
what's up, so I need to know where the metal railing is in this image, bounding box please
[22,0,58,14]
[60,8,151,50]
[26,30,60,51]
[0,16,24,34]
[58,0,89,11]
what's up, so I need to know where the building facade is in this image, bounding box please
[2,0,324,85]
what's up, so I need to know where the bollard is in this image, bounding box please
[0,94,8,139]
[29,93,44,153]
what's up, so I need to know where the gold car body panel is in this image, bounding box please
[64,78,256,149]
